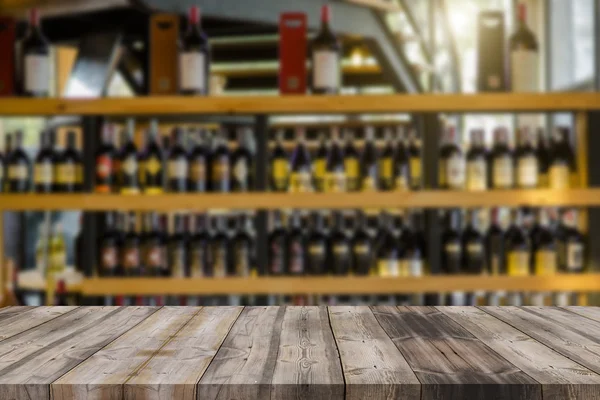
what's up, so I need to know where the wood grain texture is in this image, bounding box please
[562,306,600,322]
[52,306,200,400]
[439,306,600,400]
[328,306,420,400]
[124,306,242,400]
[270,306,344,400]
[197,306,286,400]
[0,306,156,400]
[372,306,541,400]
[0,306,76,341]
[481,306,600,376]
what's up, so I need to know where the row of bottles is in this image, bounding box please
[270,125,422,193]
[440,126,576,190]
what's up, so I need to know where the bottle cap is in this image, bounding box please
[29,8,40,26]
[518,3,527,22]
[321,5,331,22]
[189,6,200,24]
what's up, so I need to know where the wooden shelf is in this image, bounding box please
[81,274,600,295]
[1,189,600,211]
[18,269,84,292]
[0,93,598,116]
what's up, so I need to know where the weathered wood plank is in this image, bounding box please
[124,306,242,400]
[0,306,157,400]
[198,306,286,400]
[439,306,600,400]
[270,306,344,400]
[328,306,421,400]
[52,306,200,400]
[481,306,600,376]
[0,306,34,323]
[0,306,76,341]
[372,306,541,400]
[562,306,600,322]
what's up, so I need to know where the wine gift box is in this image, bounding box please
[279,12,307,94]
[0,17,15,96]
[149,14,179,95]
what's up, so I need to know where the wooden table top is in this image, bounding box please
[0,306,599,400]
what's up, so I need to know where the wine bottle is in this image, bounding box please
[49,222,66,276]
[189,214,210,278]
[439,126,465,190]
[532,208,556,276]
[289,127,313,193]
[99,212,120,277]
[167,127,189,193]
[188,128,210,192]
[7,130,31,193]
[509,3,539,92]
[210,216,230,277]
[178,6,210,95]
[536,128,550,188]
[399,212,424,278]
[55,131,82,193]
[343,128,360,192]
[462,210,485,275]
[408,128,422,190]
[441,210,462,274]
[505,208,530,277]
[21,8,50,97]
[490,127,514,189]
[141,212,166,277]
[121,212,141,277]
[310,5,341,94]
[328,212,351,276]
[549,127,575,189]
[352,211,373,276]
[168,214,188,278]
[378,127,395,191]
[210,129,230,192]
[231,127,253,192]
[466,128,488,191]
[394,126,410,191]
[34,130,56,193]
[515,127,539,189]
[287,211,306,276]
[557,209,585,273]
[232,213,255,277]
[325,127,346,192]
[140,120,165,194]
[270,130,289,192]
[486,208,505,276]
[268,211,287,276]
[119,119,140,195]
[360,126,378,191]
[307,212,328,275]
[376,213,400,277]
[95,123,116,193]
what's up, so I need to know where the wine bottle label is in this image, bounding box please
[213,247,227,277]
[395,163,409,191]
[313,50,339,89]
[233,159,249,187]
[467,243,483,254]
[445,243,461,253]
[507,251,529,276]
[345,159,360,191]
[408,259,423,277]
[511,49,539,93]
[168,159,188,179]
[145,246,165,268]
[190,162,207,183]
[493,157,514,188]
[8,165,27,180]
[447,155,465,189]
[212,158,230,183]
[289,171,312,193]
[272,159,289,189]
[325,171,346,193]
[566,243,584,271]
[289,241,304,274]
[466,160,487,191]
[269,242,285,275]
[410,157,421,187]
[377,259,399,277]
[170,247,186,277]
[101,246,118,271]
[96,155,112,179]
[191,248,206,277]
[535,250,557,276]
[50,249,66,271]
[379,158,394,182]
[517,156,539,188]
[334,244,349,254]
[123,247,140,269]
[309,244,325,255]
[34,163,53,185]
[57,163,77,184]
[179,52,206,91]
[122,156,138,176]
[25,54,50,93]
[235,245,250,277]
[145,156,162,176]
[549,164,569,189]
[362,164,378,191]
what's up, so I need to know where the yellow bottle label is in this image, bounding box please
[410,157,421,186]
[313,159,326,180]
[535,250,557,276]
[271,159,289,189]
[377,259,399,277]
[325,171,346,193]
[289,172,312,193]
[549,165,569,189]
[9,165,27,180]
[57,163,77,184]
[379,158,393,179]
[507,251,530,277]
[190,163,206,182]
[34,163,53,185]
[345,158,360,191]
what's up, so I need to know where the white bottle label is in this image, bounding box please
[168,159,188,179]
[466,160,487,191]
[447,155,465,189]
[517,156,538,188]
[313,50,339,90]
[493,157,514,188]
[566,243,583,271]
[549,165,569,189]
[511,49,539,93]
[179,52,206,91]
[25,54,50,94]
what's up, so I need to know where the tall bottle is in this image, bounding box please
[121,212,141,276]
[232,213,254,277]
[360,126,379,192]
[141,212,166,277]
[167,127,188,193]
[343,129,360,192]
[490,127,514,189]
[466,128,487,191]
[270,130,289,192]
[394,127,410,191]
[22,8,50,97]
[515,127,539,189]
[439,126,465,190]
[329,212,351,276]
[532,208,557,276]
[505,208,531,277]
[557,209,585,273]
[287,211,306,276]
[289,127,313,193]
[378,127,395,191]
[210,216,230,277]
[210,129,230,192]
[408,128,422,190]
[168,214,188,278]
[400,213,424,278]
[310,5,341,94]
[441,210,462,274]
[306,212,328,275]
[486,208,505,276]
[325,127,346,192]
[352,211,373,276]
[536,128,550,188]
[232,127,253,192]
[7,131,31,193]
[462,210,485,275]
[95,123,116,193]
[56,131,82,193]
[549,127,575,189]
[48,223,66,277]
[268,211,287,276]
[376,213,400,277]
[99,212,121,276]
[178,6,210,95]
[34,130,56,193]
[509,3,539,92]
[140,120,165,194]
[119,119,140,194]
[313,133,328,192]
[188,129,210,192]
[189,214,210,278]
